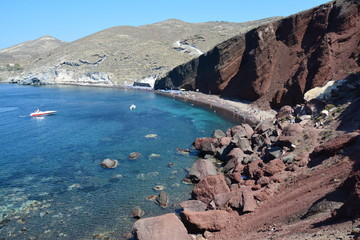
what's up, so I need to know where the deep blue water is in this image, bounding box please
[0,84,234,239]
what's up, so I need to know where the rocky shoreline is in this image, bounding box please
[131,75,360,240]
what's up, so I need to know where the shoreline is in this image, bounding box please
[155,90,276,127]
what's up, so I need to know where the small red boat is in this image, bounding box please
[30,109,57,117]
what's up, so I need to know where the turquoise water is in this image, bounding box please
[0,84,234,240]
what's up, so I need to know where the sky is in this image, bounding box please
[1,0,330,50]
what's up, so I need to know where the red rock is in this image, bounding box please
[182,210,229,232]
[193,137,219,154]
[213,192,232,209]
[220,137,232,146]
[244,179,256,187]
[227,147,244,159]
[257,176,271,186]
[192,174,231,204]
[189,159,218,183]
[132,213,190,240]
[228,189,243,209]
[226,172,243,183]
[156,1,360,108]
[242,187,257,212]
[243,159,264,180]
[233,163,245,173]
[263,159,286,176]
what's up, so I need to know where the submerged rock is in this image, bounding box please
[100,158,118,168]
[131,206,145,218]
[145,134,157,138]
[129,152,141,160]
[156,190,169,208]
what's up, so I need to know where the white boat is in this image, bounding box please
[30,109,57,117]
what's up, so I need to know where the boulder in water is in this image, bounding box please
[129,152,141,160]
[131,206,145,218]
[156,190,169,208]
[100,158,118,168]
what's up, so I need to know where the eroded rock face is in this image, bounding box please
[132,213,191,240]
[155,0,360,109]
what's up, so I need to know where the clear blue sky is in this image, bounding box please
[1,0,330,50]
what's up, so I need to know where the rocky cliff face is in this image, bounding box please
[155,0,360,109]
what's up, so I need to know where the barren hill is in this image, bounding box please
[1,18,279,86]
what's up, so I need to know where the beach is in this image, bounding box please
[156,90,276,127]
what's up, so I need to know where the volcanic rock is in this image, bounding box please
[213,129,226,139]
[155,0,360,109]
[100,158,118,168]
[192,174,230,204]
[182,210,229,232]
[180,200,208,212]
[131,206,145,218]
[243,159,264,180]
[129,152,141,160]
[132,213,190,240]
[194,137,219,154]
[189,159,218,183]
[156,191,169,208]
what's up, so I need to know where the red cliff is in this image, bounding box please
[155,0,360,109]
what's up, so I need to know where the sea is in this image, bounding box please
[0,84,234,240]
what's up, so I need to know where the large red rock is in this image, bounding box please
[263,159,286,176]
[182,210,229,232]
[242,187,257,212]
[132,213,190,240]
[243,159,264,180]
[192,174,230,204]
[193,137,219,154]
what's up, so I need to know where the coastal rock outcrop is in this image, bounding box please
[181,210,229,232]
[155,0,360,109]
[132,213,191,240]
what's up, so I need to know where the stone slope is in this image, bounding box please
[155,0,360,109]
[2,18,279,86]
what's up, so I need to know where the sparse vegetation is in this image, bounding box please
[0,63,23,71]
[325,104,335,111]
[320,129,333,140]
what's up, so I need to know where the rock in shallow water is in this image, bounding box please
[129,152,141,160]
[156,190,169,208]
[131,206,145,218]
[100,158,118,168]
